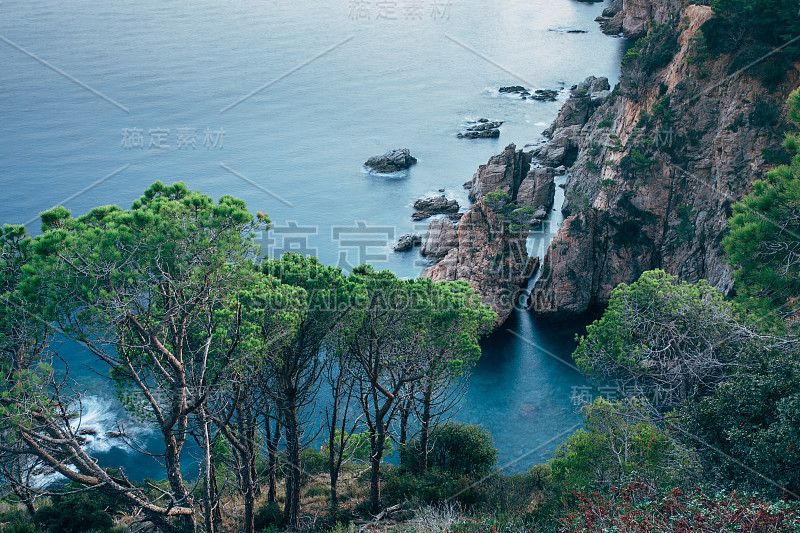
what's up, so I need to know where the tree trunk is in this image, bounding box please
[164,430,196,533]
[266,417,281,504]
[200,412,215,533]
[281,399,302,528]
[419,383,433,473]
[239,410,257,533]
[369,420,386,515]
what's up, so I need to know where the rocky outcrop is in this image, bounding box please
[531,3,800,317]
[394,233,421,252]
[412,195,460,220]
[499,86,559,101]
[418,145,549,325]
[597,0,685,38]
[458,119,503,139]
[532,77,611,168]
[365,149,417,172]
[622,0,684,38]
[422,200,538,324]
[596,0,624,35]
[420,219,458,259]
[466,144,531,202]
[517,167,556,213]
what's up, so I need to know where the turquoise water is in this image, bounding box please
[0,0,624,475]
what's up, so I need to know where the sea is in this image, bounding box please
[0,0,626,477]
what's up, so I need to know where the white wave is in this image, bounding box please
[71,395,154,454]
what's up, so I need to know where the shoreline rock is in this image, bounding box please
[420,145,551,326]
[393,233,421,252]
[458,119,503,139]
[365,149,417,173]
[412,195,460,221]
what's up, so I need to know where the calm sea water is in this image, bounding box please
[0,0,624,477]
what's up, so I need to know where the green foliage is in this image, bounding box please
[597,114,614,128]
[710,0,800,51]
[685,344,800,497]
[725,88,800,325]
[622,24,679,74]
[483,190,512,213]
[551,398,693,491]
[254,502,285,531]
[676,203,695,242]
[383,467,474,506]
[300,448,329,477]
[401,422,498,477]
[33,492,117,533]
[629,148,653,170]
[0,511,36,533]
[684,29,709,66]
[599,179,615,191]
[574,270,741,407]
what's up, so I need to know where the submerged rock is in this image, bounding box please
[365,149,417,173]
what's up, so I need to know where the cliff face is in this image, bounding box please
[421,144,546,325]
[599,0,685,38]
[532,1,800,317]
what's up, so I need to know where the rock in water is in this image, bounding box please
[531,89,559,101]
[499,85,531,97]
[412,195,460,220]
[393,233,422,252]
[458,119,503,139]
[420,147,541,326]
[365,149,417,173]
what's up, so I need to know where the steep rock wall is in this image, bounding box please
[532,2,800,317]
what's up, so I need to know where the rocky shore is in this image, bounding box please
[409,0,798,324]
[530,0,798,317]
[416,140,567,325]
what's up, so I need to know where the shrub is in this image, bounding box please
[254,502,284,532]
[300,448,329,477]
[402,422,498,477]
[33,493,116,533]
[0,512,36,533]
[550,399,696,492]
[560,481,800,533]
[384,468,473,506]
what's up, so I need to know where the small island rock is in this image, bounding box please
[365,149,417,173]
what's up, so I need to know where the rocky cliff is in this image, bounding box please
[420,144,551,324]
[598,0,684,38]
[531,1,800,317]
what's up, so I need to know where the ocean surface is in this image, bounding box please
[0,0,625,477]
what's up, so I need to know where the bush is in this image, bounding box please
[551,399,694,492]
[300,448,329,478]
[384,468,474,506]
[402,422,498,477]
[561,482,800,533]
[33,493,116,533]
[254,502,284,532]
[0,512,36,533]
